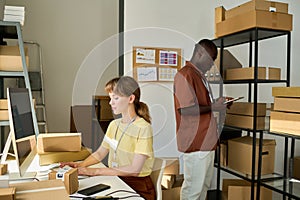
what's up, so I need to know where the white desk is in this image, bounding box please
[4,156,144,199]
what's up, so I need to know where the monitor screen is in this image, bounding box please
[3,88,37,179]
[9,88,35,140]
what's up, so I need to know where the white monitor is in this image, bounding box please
[0,88,37,179]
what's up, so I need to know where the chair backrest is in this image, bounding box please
[150,158,166,200]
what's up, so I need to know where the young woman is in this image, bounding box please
[61,76,155,200]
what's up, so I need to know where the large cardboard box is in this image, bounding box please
[225,67,281,80]
[228,136,276,176]
[38,147,91,165]
[9,179,69,200]
[0,45,29,71]
[225,114,267,130]
[272,87,300,98]
[227,102,267,116]
[274,97,300,113]
[222,179,272,200]
[207,49,242,81]
[216,10,292,38]
[0,187,15,200]
[270,111,300,136]
[293,157,300,180]
[49,167,79,194]
[225,1,288,19]
[37,133,82,153]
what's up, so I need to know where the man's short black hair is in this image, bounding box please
[198,39,218,61]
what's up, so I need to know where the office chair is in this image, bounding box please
[150,157,166,200]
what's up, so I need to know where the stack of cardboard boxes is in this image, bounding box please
[215,0,293,38]
[37,133,90,165]
[270,87,300,136]
[161,158,183,200]
[225,102,268,130]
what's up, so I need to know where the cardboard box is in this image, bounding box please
[227,102,267,116]
[38,147,91,165]
[0,109,8,120]
[270,111,300,136]
[162,174,183,200]
[222,179,272,200]
[0,45,29,71]
[228,136,276,176]
[0,99,8,109]
[293,157,300,180]
[207,49,242,81]
[274,97,300,113]
[0,163,8,175]
[37,133,82,153]
[272,87,300,98]
[97,96,114,120]
[161,157,179,175]
[0,187,15,200]
[225,67,281,80]
[216,10,292,38]
[225,1,288,19]
[49,167,79,194]
[225,114,267,130]
[161,174,176,189]
[220,142,228,167]
[9,179,69,200]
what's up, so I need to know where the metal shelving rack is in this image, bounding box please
[212,27,294,200]
[0,21,39,150]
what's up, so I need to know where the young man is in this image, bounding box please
[173,39,228,200]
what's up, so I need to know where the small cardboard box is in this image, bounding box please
[37,133,82,153]
[225,67,281,80]
[9,179,69,200]
[0,187,15,200]
[225,114,267,130]
[225,1,288,19]
[274,97,300,113]
[162,174,183,200]
[161,157,179,175]
[228,136,276,176]
[215,10,292,38]
[227,102,267,116]
[38,147,91,165]
[161,174,176,189]
[0,163,8,175]
[272,87,300,98]
[222,179,272,200]
[0,99,8,109]
[270,111,300,136]
[293,157,300,180]
[49,167,79,194]
[0,45,29,71]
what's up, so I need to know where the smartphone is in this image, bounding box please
[223,96,244,104]
[78,183,111,196]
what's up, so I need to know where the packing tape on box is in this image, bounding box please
[56,166,73,180]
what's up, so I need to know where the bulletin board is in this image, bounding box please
[132,46,182,82]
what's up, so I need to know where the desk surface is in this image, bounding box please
[5,155,143,200]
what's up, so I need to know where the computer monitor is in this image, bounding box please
[0,88,37,179]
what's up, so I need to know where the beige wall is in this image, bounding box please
[6,0,119,132]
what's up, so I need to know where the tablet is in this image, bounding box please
[77,183,111,196]
[223,96,244,104]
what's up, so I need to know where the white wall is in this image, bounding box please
[6,0,119,132]
[124,0,300,190]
